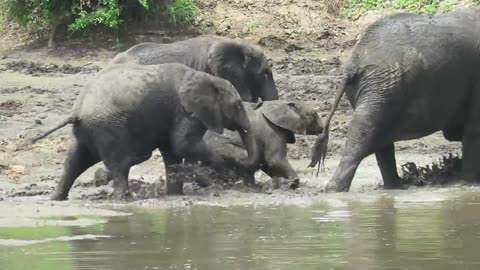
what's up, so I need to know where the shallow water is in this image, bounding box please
[2,189,480,270]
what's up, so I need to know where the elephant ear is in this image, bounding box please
[260,101,307,134]
[208,40,252,71]
[207,40,253,101]
[179,73,224,134]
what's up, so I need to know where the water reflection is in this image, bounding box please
[2,191,480,269]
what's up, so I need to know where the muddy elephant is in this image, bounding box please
[110,35,278,102]
[200,100,324,187]
[309,8,480,192]
[28,63,257,200]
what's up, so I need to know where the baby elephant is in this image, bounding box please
[28,63,256,200]
[202,101,324,187]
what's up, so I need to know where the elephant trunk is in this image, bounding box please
[308,75,349,170]
[238,128,259,168]
[258,77,278,101]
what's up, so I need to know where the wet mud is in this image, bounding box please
[3,60,101,76]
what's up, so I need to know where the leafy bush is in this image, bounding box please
[68,0,123,32]
[0,0,71,31]
[0,0,198,46]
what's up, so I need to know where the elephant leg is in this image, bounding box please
[101,152,150,200]
[462,128,480,182]
[171,120,224,167]
[326,105,389,192]
[243,172,256,185]
[173,138,224,168]
[461,91,480,181]
[160,150,184,195]
[107,164,132,199]
[375,143,401,189]
[51,141,99,201]
[443,126,464,142]
[264,157,300,189]
[443,98,469,142]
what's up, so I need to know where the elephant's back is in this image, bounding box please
[353,11,480,66]
[74,64,185,127]
[110,36,218,70]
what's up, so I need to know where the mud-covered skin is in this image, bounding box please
[202,101,324,187]
[319,8,480,192]
[110,35,278,102]
[29,63,257,200]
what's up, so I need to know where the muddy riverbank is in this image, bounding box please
[0,0,463,205]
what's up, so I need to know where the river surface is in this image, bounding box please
[1,188,480,270]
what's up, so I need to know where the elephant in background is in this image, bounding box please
[27,63,257,200]
[197,101,324,188]
[309,8,480,192]
[110,35,278,102]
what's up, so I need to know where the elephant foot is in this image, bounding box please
[51,191,68,201]
[166,179,184,195]
[383,181,406,190]
[289,178,300,189]
[324,179,350,193]
[112,188,135,201]
[269,177,298,190]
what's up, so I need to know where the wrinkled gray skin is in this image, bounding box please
[202,101,324,187]
[110,35,278,102]
[311,8,480,192]
[28,63,257,200]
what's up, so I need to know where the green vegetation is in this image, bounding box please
[0,0,198,47]
[248,21,259,34]
[167,0,199,27]
[340,0,480,19]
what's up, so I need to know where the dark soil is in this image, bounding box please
[4,60,101,76]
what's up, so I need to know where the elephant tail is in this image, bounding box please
[28,116,78,144]
[308,73,355,171]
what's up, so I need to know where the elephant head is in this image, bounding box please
[179,72,258,165]
[207,40,278,102]
[257,101,325,143]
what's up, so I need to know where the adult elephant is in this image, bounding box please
[309,8,480,192]
[110,35,278,102]
[27,63,257,200]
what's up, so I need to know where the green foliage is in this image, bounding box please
[0,0,198,35]
[68,0,122,31]
[341,0,479,19]
[248,21,259,34]
[0,0,72,30]
[340,0,382,19]
[166,0,198,27]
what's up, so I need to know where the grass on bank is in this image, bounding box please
[328,0,480,19]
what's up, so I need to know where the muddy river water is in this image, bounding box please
[0,188,479,270]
